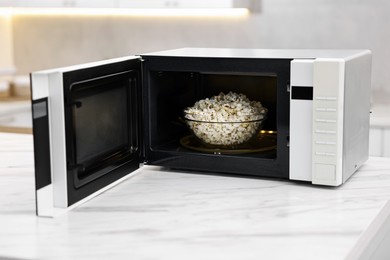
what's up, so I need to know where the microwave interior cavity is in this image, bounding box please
[148,71,278,157]
[142,56,290,180]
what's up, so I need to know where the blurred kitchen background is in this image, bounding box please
[0,0,389,156]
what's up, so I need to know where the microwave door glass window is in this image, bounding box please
[68,73,136,188]
[73,86,128,163]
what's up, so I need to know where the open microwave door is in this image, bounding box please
[31,56,142,217]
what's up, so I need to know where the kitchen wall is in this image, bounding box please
[10,0,390,104]
[0,15,14,70]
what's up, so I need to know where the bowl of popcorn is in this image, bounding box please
[183,92,268,148]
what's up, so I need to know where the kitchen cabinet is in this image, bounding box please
[369,128,382,156]
[12,0,115,8]
[384,130,390,157]
[383,129,390,157]
[369,128,390,157]
[0,0,62,7]
[118,0,250,8]
[369,105,390,157]
[0,0,250,8]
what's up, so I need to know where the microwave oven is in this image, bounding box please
[31,48,372,217]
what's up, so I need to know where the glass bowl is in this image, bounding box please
[183,109,268,148]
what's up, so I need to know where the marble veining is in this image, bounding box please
[0,133,390,260]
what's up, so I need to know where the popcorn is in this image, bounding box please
[184,92,267,146]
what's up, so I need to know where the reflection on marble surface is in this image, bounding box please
[0,133,390,260]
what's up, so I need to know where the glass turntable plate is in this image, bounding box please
[180,133,277,155]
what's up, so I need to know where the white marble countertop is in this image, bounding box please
[1,133,390,260]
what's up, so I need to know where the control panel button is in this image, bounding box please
[316,108,337,112]
[315,119,336,123]
[315,130,336,134]
[315,96,337,101]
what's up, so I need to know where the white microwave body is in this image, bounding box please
[30,48,372,216]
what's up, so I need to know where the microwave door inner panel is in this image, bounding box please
[31,56,142,217]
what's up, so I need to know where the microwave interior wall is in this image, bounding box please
[142,56,291,179]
